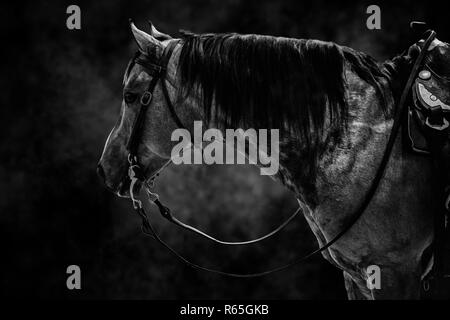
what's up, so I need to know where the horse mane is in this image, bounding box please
[178,32,388,150]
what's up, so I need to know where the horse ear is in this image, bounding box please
[148,21,172,40]
[129,19,161,53]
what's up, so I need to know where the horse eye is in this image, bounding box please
[124,92,137,104]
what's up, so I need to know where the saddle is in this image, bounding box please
[407,68,450,154]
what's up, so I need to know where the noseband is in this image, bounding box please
[123,31,438,278]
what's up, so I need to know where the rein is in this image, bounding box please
[124,31,436,277]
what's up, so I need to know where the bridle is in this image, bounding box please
[123,31,437,278]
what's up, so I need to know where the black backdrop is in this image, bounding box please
[2,0,450,299]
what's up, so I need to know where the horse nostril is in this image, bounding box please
[97,163,106,182]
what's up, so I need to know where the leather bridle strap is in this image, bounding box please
[127,74,161,158]
[160,59,186,130]
[148,191,301,245]
[136,205,304,277]
[129,31,436,278]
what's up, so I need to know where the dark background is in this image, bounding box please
[2,0,450,299]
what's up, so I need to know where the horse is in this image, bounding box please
[98,21,450,299]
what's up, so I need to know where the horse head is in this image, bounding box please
[97,22,199,197]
